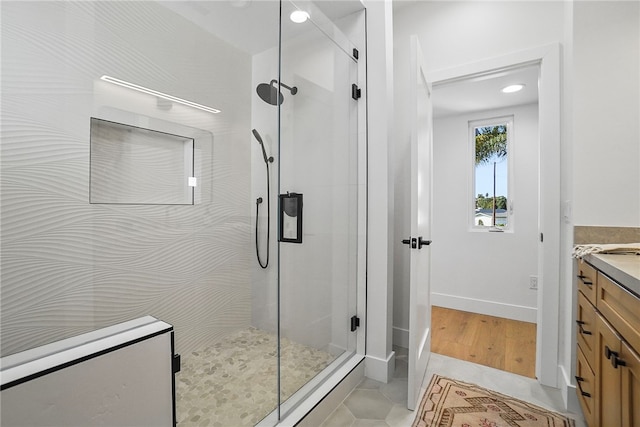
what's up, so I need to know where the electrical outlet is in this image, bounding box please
[529,275,538,290]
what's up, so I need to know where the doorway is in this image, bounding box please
[430,62,540,378]
[427,44,561,387]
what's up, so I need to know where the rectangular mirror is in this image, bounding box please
[90,118,195,205]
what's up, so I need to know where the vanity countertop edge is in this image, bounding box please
[584,253,640,297]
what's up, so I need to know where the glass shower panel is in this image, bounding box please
[1,1,281,426]
[278,0,360,407]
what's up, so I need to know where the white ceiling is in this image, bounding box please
[313,0,365,21]
[432,65,539,118]
[160,0,364,56]
[161,0,533,118]
[160,1,280,55]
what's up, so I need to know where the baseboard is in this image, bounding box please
[432,292,537,323]
[392,326,409,349]
[364,351,395,383]
[559,365,581,415]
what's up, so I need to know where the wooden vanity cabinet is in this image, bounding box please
[577,290,597,363]
[621,340,640,427]
[595,314,622,427]
[577,260,598,306]
[575,258,640,427]
[576,345,596,426]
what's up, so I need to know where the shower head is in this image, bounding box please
[252,129,273,164]
[256,79,297,106]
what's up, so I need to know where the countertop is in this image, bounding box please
[584,253,640,297]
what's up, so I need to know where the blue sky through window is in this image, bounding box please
[476,153,507,197]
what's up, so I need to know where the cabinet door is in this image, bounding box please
[577,290,597,363]
[621,340,640,427]
[576,346,596,427]
[596,313,622,427]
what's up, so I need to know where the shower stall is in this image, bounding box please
[0,1,366,425]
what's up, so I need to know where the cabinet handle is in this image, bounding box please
[605,345,616,360]
[604,346,627,369]
[574,376,591,398]
[576,320,592,335]
[577,274,593,287]
[612,355,626,369]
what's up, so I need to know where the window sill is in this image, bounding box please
[470,227,513,234]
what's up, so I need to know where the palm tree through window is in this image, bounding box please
[470,116,513,230]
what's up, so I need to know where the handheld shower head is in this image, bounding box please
[252,129,273,164]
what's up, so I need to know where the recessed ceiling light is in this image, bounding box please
[290,10,309,23]
[501,84,525,93]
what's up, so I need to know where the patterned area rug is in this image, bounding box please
[413,375,576,427]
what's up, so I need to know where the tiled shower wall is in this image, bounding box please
[1,1,256,357]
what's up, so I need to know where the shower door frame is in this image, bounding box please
[258,1,368,425]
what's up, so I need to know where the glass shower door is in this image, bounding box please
[277,0,360,411]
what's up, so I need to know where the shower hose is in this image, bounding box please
[255,163,270,269]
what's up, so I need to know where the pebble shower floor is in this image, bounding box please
[176,327,335,426]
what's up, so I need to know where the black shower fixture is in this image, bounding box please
[252,129,274,164]
[253,129,272,269]
[256,79,298,106]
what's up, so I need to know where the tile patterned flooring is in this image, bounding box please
[176,327,335,427]
[320,347,587,427]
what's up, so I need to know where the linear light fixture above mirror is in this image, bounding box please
[100,75,221,114]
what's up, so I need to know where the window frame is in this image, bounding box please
[468,115,514,232]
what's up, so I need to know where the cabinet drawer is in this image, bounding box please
[597,271,640,353]
[576,259,597,305]
[576,346,596,427]
[577,290,597,364]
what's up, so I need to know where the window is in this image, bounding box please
[470,116,513,231]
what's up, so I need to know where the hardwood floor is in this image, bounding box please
[431,306,537,378]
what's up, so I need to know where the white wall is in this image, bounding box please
[392,0,640,412]
[0,1,255,357]
[429,103,539,323]
[363,0,397,383]
[392,0,565,341]
[572,1,640,226]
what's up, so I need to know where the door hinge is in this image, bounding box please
[350,315,360,332]
[353,48,359,60]
[173,354,181,374]
[540,232,544,242]
[351,84,361,100]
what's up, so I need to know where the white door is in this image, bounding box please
[406,36,433,411]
